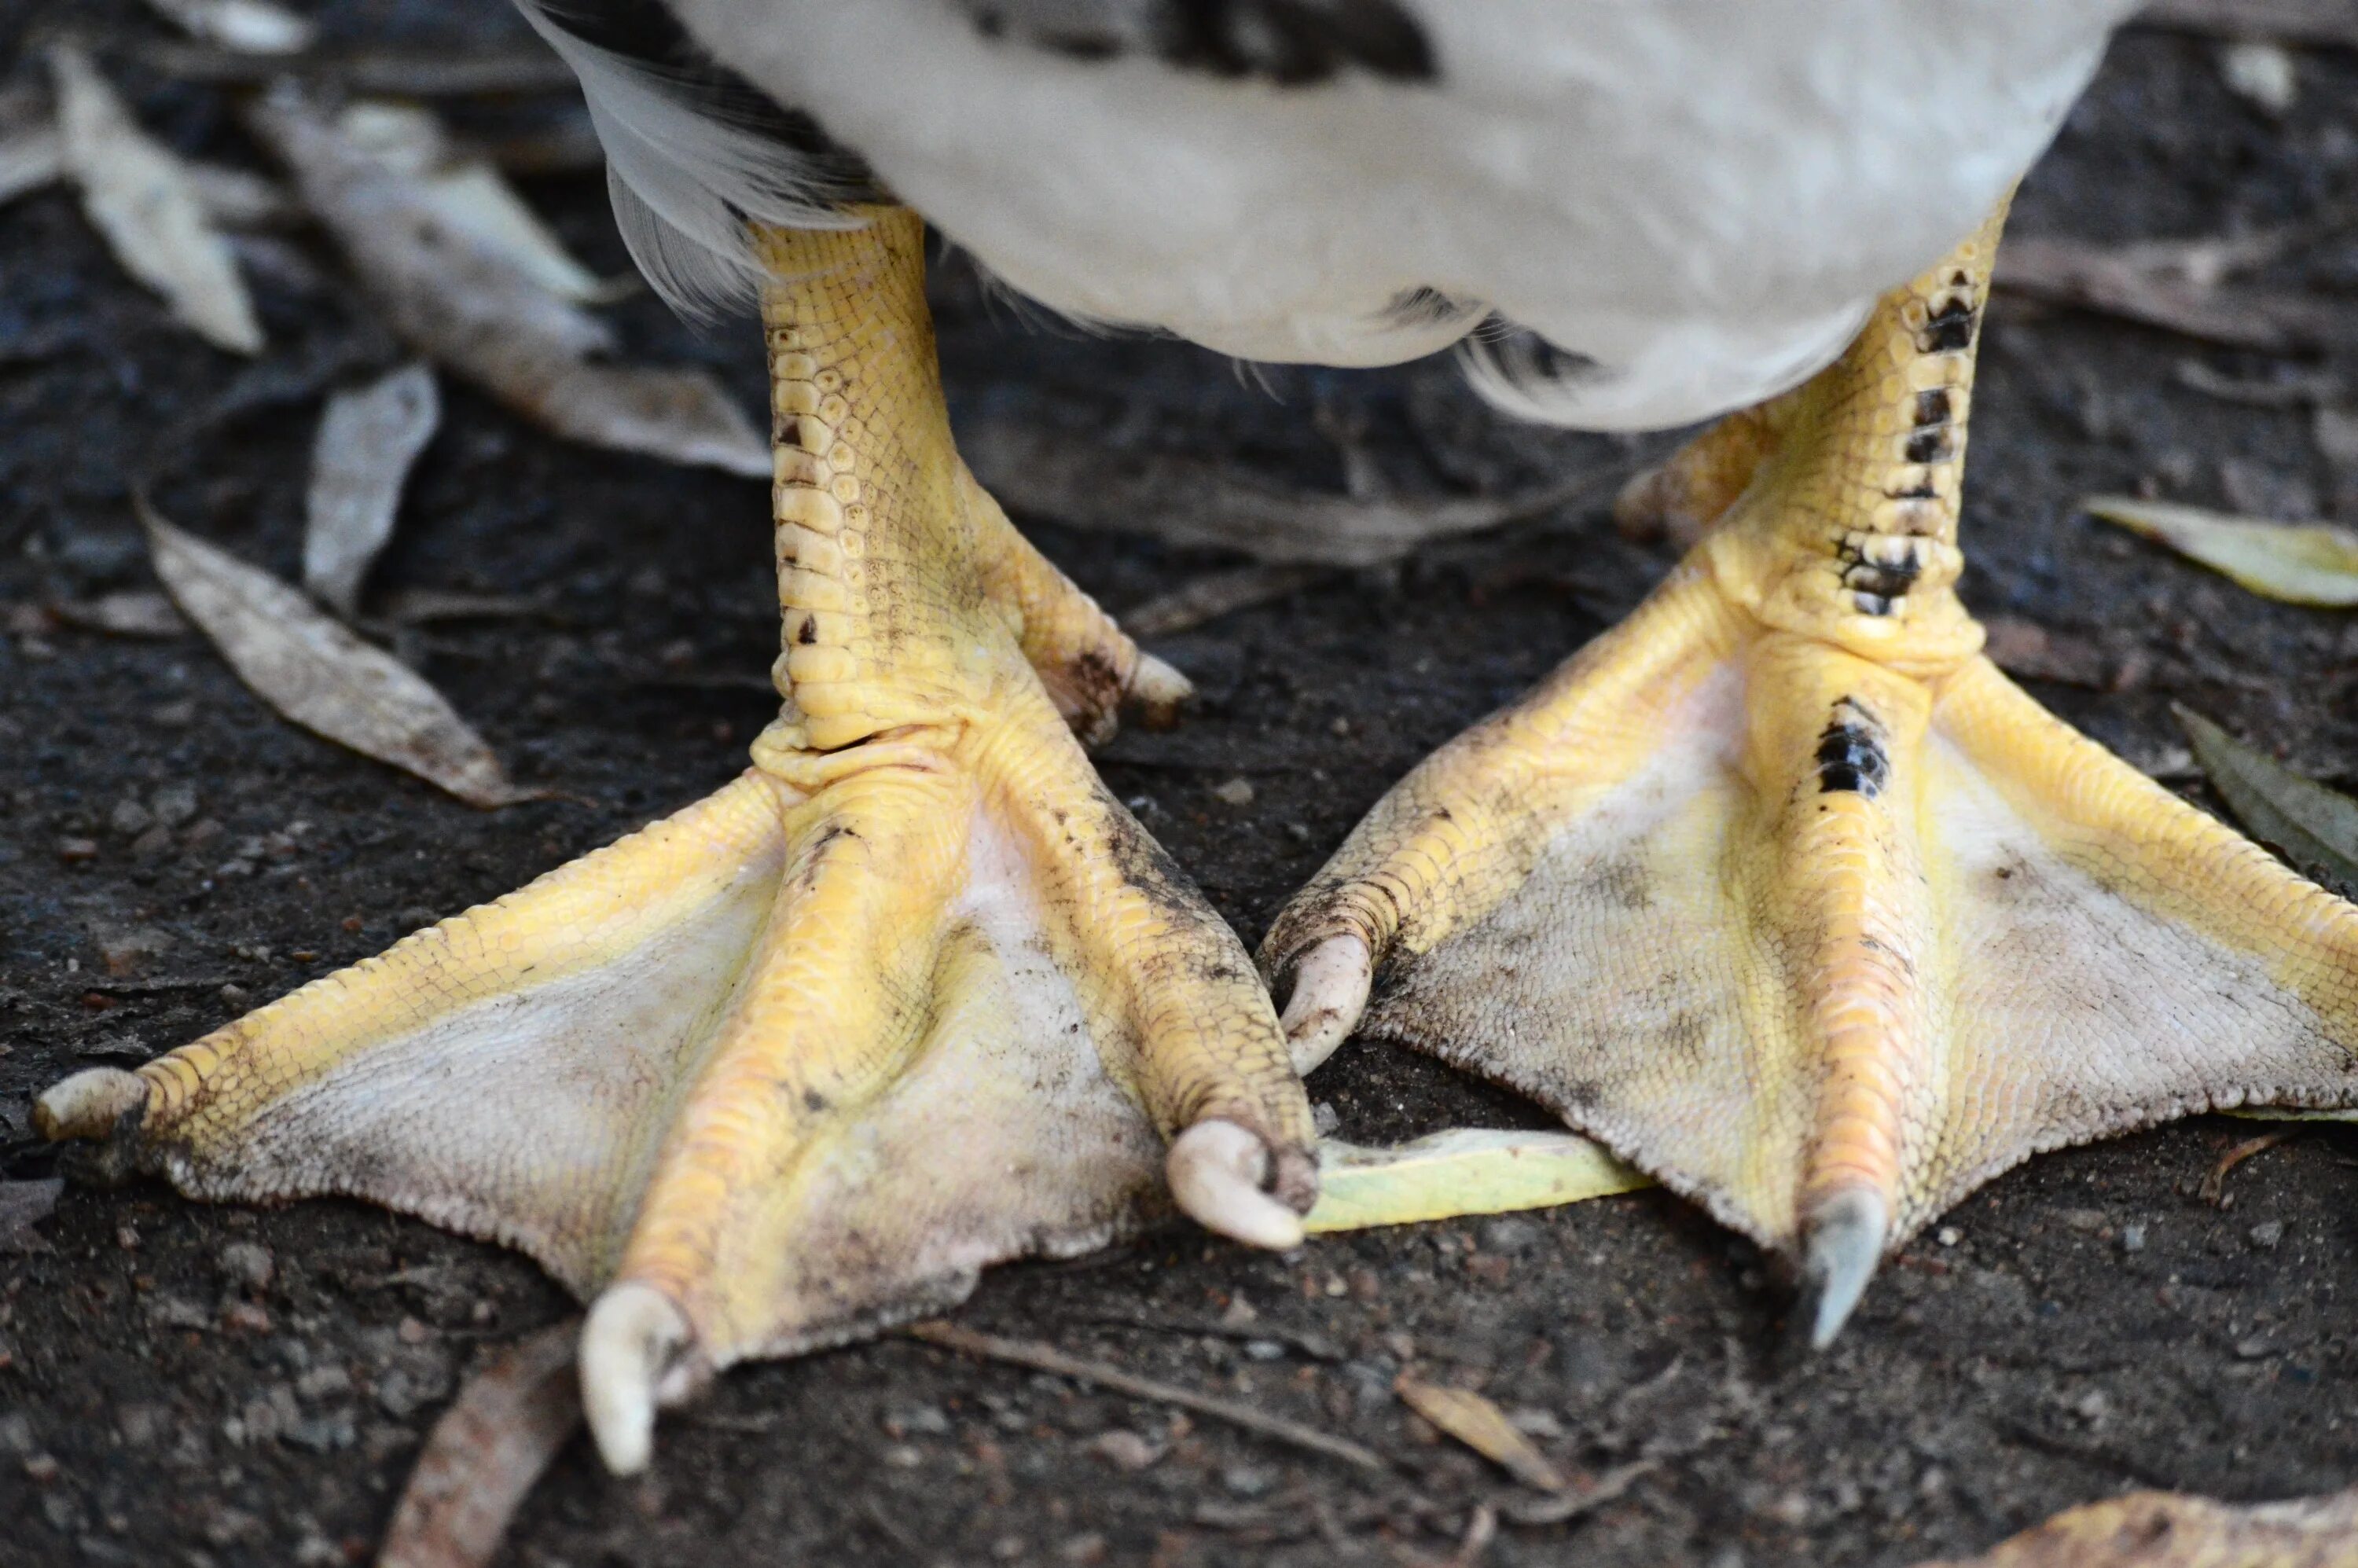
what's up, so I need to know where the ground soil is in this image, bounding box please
[6,6,2358,1566]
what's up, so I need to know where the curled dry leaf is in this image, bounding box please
[379,1320,583,1568]
[336,102,624,304]
[964,417,1615,567]
[1912,1485,2358,1568]
[1304,1128,1648,1235]
[0,1177,65,1255]
[2176,704,2358,898]
[1393,1375,1566,1493]
[247,88,768,478]
[49,44,263,355]
[141,499,545,808]
[2087,494,2358,607]
[142,0,318,53]
[306,362,442,617]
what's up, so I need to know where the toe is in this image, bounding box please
[580,1283,696,1475]
[1275,935,1371,1075]
[1167,1120,1306,1250]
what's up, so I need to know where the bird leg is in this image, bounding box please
[1265,202,2358,1342]
[40,209,1317,1469]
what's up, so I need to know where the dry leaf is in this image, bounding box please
[247,88,767,478]
[0,119,61,207]
[142,0,317,53]
[964,417,1614,567]
[185,161,297,228]
[380,1320,582,1568]
[2087,494,2358,606]
[0,1178,64,1255]
[51,589,191,637]
[1394,1375,1565,1493]
[49,43,263,355]
[141,499,542,808]
[1305,1129,1648,1235]
[1912,1485,2358,1567]
[2176,704,2358,898]
[2136,0,2358,50]
[305,362,441,617]
[1123,564,1329,638]
[335,102,625,303]
[2000,236,2345,358]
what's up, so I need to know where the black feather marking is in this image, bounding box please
[964,0,1438,86]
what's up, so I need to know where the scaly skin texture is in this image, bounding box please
[1264,204,2358,1293]
[1912,1488,2358,1568]
[40,209,1314,1411]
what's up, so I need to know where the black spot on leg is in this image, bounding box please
[1913,388,1952,427]
[797,616,818,644]
[1904,428,1953,465]
[1919,297,1978,354]
[1816,700,1890,798]
[804,1089,830,1113]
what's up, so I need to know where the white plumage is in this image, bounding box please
[536,0,2140,431]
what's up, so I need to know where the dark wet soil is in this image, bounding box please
[7,5,2358,1566]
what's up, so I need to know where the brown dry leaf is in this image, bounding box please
[1912,1485,2358,1567]
[2136,0,2358,50]
[379,1320,582,1568]
[2088,495,2358,606]
[51,589,191,638]
[964,417,1614,567]
[0,1178,64,1255]
[246,88,765,477]
[142,0,317,53]
[1394,1375,1566,1493]
[1999,235,2346,358]
[141,499,543,808]
[335,102,625,304]
[306,362,441,618]
[50,44,263,355]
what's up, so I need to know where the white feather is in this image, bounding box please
[516,0,862,317]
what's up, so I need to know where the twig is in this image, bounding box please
[903,1320,1388,1473]
[1124,564,1331,638]
[1499,1460,1656,1527]
[379,1319,583,1568]
[964,417,1623,567]
[1072,1310,1347,1362]
[1449,1503,1499,1567]
[2200,1129,2301,1204]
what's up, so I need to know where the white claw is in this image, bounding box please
[580,1283,692,1476]
[1801,1188,1889,1350]
[34,1067,148,1140]
[1127,652,1194,722]
[1167,1119,1304,1250]
[1277,935,1372,1076]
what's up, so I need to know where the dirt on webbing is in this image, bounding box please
[6,6,2358,1566]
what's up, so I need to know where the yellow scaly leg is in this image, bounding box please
[1264,203,2358,1342]
[39,210,1314,1468]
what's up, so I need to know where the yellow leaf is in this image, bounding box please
[1304,1128,1647,1234]
[2086,494,2358,607]
[1394,1375,1564,1492]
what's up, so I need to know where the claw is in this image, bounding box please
[1276,935,1372,1075]
[34,1067,147,1140]
[1798,1187,1887,1350]
[1126,651,1194,731]
[1167,1119,1305,1250]
[579,1283,693,1475]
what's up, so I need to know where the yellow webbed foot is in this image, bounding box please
[39,210,1312,1472]
[1265,205,2358,1340]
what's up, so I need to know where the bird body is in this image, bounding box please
[546,0,2136,425]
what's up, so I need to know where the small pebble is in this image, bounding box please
[883,1404,951,1438]
[1085,1430,1162,1472]
[2249,1221,2283,1251]
[1936,1227,1961,1247]
[2235,1335,2273,1360]
[151,784,199,828]
[1212,777,1254,807]
[1310,1101,1340,1137]
[1221,1463,1278,1498]
[2121,1223,2147,1254]
[1242,1339,1286,1362]
[217,1240,274,1294]
[109,799,154,837]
